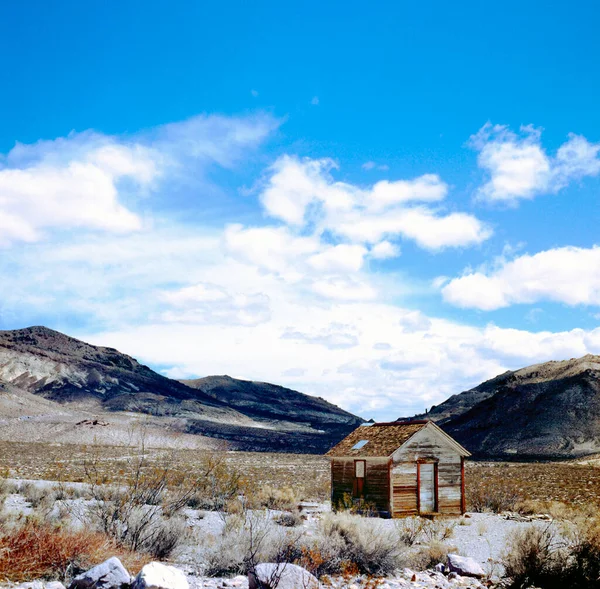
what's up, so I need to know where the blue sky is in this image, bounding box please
[1,1,600,420]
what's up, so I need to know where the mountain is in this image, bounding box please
[181,375,358,428]
[409,354,600,459]
[0,326,363,453]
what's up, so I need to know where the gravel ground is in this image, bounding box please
[1,482,556,586]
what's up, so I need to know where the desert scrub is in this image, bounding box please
[75,435,243,559]
[201,510,298,576]
[252,485,299,511]
[0,520,147,583]
[307,513,406,576]
[274,511,303,527]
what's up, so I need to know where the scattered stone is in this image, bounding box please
[248,563,319,589]
[447,554,485,579]
[69,557,131,589]
[434,563,446,573]
[132,563,189,589]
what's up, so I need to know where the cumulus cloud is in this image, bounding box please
[0,114,279,246]
[442,245,600,310]
[260,155,490,251]
[471,123,600,203]
[0,140,154,245]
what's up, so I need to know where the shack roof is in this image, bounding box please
[326,420,471,458]
[326,421,428,457]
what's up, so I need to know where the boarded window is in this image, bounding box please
[355,460,365,478]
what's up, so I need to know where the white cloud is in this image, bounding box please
[471,123,600,203]
[0,114,279,246]
[370,241,399,259]
[311,277,378,301]
[0,142,153,245]
[162,283,271,326]
[260,155,490,251]
[311,96,319,106]
[442,245,600,310]
[307,244,367,272]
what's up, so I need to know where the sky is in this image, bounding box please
[1,1,600,420]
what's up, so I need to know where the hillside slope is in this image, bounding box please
[181,375,360,427]
[411,355,600,459]
[0,326,363,452]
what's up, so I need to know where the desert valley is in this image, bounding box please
[3,327,600,588]
[2,5,599,587]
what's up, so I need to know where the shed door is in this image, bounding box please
[353,460,365,497]
[419,463,436,513]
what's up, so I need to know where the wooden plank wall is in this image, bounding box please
[391,428,464,516]
[331,458,355,506]
[331,458,390,513]
[364,460,390,513]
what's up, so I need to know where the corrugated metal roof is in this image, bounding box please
[326,421,428,457]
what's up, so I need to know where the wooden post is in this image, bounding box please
[460,457,466,514]
[434,462,439,513]
[416,461,421,514]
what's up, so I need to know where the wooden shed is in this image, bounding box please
[326,420,470,518]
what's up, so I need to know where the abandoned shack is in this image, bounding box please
[326,420,470,517]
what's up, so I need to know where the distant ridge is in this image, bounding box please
[406,354,600,459]
[0,326,363,453]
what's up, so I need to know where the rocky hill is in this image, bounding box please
[410,354,600,459]
[0,326,363,453]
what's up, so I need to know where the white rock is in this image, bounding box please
[132,563,189,589]
[447,554,485,579]
[248,563,319,589]
[69,557,131,589]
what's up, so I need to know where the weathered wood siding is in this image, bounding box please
[391,427,464,516]
[391,462,417,516]
[331,458,391,514]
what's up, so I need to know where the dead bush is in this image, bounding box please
[274,511,303,527]
[395,517,425,546]
[20,482,57,510]
[77,435,238,559]
[408,540,455,571]
[334,492,378,517]
[202,511,295,576]
[309,513,405,576]
[0,521,146,582]
[253,485,298,511]
[503,525,568,588]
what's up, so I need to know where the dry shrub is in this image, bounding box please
[334,492,378,517]
[310,513,404,576]
[274,511,303,527]
[78,437,241,558]
[503,525,567,588]
[394,517,454,545]
[409,540,455,571]
[253,485,298,511]
[202,511,293,576]
[0,521,146,582]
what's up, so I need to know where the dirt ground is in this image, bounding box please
[2,440,600,506]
